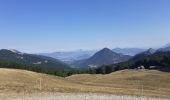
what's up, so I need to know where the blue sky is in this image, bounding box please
[0,0,170,53]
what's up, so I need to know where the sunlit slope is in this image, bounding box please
[0,68,139,94]
[67,70,170,98]
[0,68,170,98]
[0,68,81,93]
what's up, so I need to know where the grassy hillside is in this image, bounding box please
[67,70,170,98]
[0,68,169,99]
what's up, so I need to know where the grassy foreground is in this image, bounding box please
[0,68,169,99]
[0,93,168,100]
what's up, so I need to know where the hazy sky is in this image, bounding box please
[0,0,170,53]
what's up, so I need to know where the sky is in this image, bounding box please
[0,0,170,53]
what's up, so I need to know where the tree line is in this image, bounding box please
[0,51,170,77]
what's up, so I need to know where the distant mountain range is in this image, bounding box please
[39,48,146,64]
[72,48,131,68]
[157,43,170,52]
[112,48,146,56]
[0,42,170,76]
[36,43,170,69]
[1,42,169,70]
[0,49,70,69]
[126,48,170,70]
[128,48,156,62]
[94,46,170,74]
[158,47,170,52]
[39,50,96,63]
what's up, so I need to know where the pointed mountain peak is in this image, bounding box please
[147,48,156,53]
[97,48,117,56]
[100,48,112,52]
[77,47,131,67]
[144,48,156,55]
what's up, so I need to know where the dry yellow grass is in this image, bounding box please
[1,93,168,100]
[0,68,170,99]
[67,69,170,98]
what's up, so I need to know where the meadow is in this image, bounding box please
[0,68,169,99]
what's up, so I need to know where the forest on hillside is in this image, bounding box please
[0,51,170,77]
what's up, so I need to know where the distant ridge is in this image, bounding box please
[129,48,156,62]
[113,48,146,56]
[0,49,70,69]
[158,46,170,52]
[72,48,131,68]
[92,48,170,75]
[39,50,96,63]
